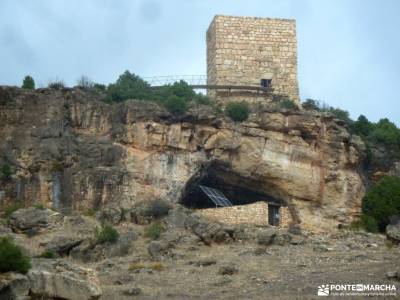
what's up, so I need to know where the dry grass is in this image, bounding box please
[128,262,165,272]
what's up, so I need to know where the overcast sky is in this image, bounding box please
[1,0,399,124]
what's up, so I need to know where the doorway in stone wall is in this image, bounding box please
[268,204,280,226]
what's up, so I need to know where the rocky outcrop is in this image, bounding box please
[0,87,366,231]
[9,208,62,233]
[0,260,101,300]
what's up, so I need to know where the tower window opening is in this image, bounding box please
[261,79,272,88]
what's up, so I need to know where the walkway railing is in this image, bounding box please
[143,75,207,87]
[143,75,273,93]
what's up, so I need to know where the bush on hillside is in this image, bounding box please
[278,99,299,110]
[0,237,31,274]
[95,223,119,244]
[361,176,400,232]
[0,164,12,180]
[144,199,172,219]
[48,80,65,89]
[369,118,400,147]
[225,101,249,122]
[163,95,187,115]
[302,98,320,111]
[106,71,153,102]
[22,75,35,90]
[144,222,165,240]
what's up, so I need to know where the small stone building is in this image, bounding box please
[206,15,299,104]
[196,201,291,227]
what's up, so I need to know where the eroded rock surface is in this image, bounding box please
[0,87,366,231]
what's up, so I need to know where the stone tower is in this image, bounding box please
[206,15,299,104]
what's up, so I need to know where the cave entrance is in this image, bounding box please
[180,162,287,226]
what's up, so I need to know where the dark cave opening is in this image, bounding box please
[180,162,286,209]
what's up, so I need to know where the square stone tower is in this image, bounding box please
[207,15,299,104]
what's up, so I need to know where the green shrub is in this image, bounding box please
[369,118,400,147]
[48,80,65,89]
[351,115,373,137]
[225,101,249,122]
[34,203,46,210]
[22,75,35,90]
[193,93,212,105]
[144,199,172,219]
[144,222,165,240]
[302,98,320,111]
[362,176,400,232]
[0,164,12,180]
[95,223,119,244]
[107,71,152,102]
[93,83,106,91]
[328,107,351,124]
[0,237,31,274]
[278,99,298,110]
[39,250,56,258]
[163,95,187,115]
[360,215,379,233]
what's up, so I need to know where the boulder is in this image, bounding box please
[70,239,98,262]
[165,207,191,228]
[386,223,400,243]
[42,236,83,256]
[62,215,99,237]
[184,215,233,244]
[28,259,101,299]
[257,229,277,246]
[104,231,137,258]
[9,208,62,233]
[71,231,137,262]
[273,232,293,246]
[148,240,171,260]
[0,273,30,300]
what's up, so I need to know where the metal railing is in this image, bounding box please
[143,75,207,87]
[143,75,273,93]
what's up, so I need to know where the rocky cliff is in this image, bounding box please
[0,86,366,231]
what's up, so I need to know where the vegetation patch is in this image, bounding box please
[0,237,31,274]
[278,98,299,110]
[95,223,119,244]
[225,101,249,122]
[361,176,400,232]
[129,261,165,272]
[105,71,213,115]
[144,199,172,219]
[144,222,165,240]
[0,164,12,181]
[48,80,65,89]
[39,250,56,259]
[34,203,46,210]
[22,75,35,90]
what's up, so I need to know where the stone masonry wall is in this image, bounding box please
[195,202,291,227]
[207,15,299,104]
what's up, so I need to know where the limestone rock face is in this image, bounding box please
[0,87,366,231]
[28,259,102,299]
